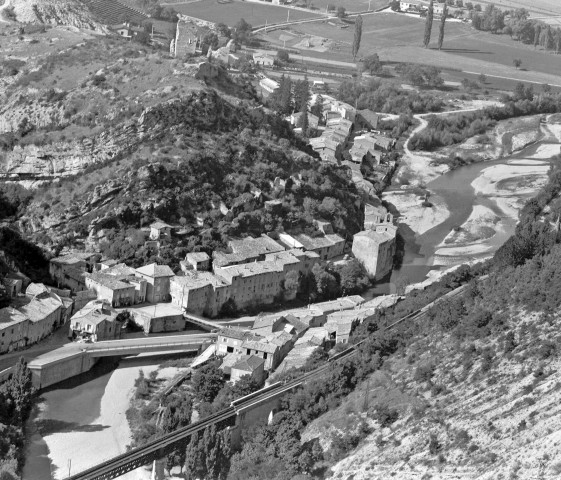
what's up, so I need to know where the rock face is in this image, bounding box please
[11,0,104,31]
[0,90,230,184]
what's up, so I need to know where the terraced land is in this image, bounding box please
[80,0,148,24]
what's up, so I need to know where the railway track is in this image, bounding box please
[65,283,468,480]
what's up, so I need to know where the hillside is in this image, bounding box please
[0,36,363,271]
[296,164,561,479]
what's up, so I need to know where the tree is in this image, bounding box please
[352,14,363,60]
[424,0,434,48]
[216,22,231,38]
[310,94,323,122]
[363,53,382,75]
[2,358,34,423]
[437,3,447,50]
[276,49,290,64]
[191,361,225,403]
[534,24,541,48]
[284,270,300,298]
[293,78,310,112]
[513,58,522,69]
[338,259,370,294]
[337,6,346,18]
[299,102,309,136]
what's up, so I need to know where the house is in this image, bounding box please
[290,111,320,130]
[171,271,230,317]
[112,22,144,39]
[0,308,29,353]
[2,277,22,297]
[369,133,396,152]
[355,109,380,131]
[69,300,121,341]
[259,77,280,94]
[25,283,49,298]
[400,1,421,11]
[149,221,173,241]
[49,252,97,292]
[253,52,274,66]
[225,235,285,265]
[230,355,265,383]
[352,227,397,280]
[19,295,63,344]
[124,302,185,334]
[251,313,308,338]
[135,263,175,303]
[364,204,394,230]
[217,328,256,355]
[182,252,211,272]
[84,272,140,308]
[241,337,280,370]
[278,231,345,261]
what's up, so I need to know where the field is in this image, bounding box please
[304,0,387,14]
[172,0,322,27]
[477,0,561,17]
[260,10,561,86]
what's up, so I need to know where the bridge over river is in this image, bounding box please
[26,333,216,389]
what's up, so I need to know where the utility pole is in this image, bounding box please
[287,10,290,22]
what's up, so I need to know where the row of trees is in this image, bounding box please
[472,5,561,54]
[410,85,561,151]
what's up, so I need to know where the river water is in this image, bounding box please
[369,138,560,295]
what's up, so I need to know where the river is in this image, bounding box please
[371,137,560,295]
[22,355,189,480]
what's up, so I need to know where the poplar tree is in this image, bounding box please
[352,14,363,59]
[556,28,561,54]
[438,3,447,50]
[424,0,434,48]
[534,24,541,48]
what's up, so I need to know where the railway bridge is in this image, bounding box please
[64,283,469,480]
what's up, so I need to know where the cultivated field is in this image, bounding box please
[173,0,321,26]
[261,10,561,85]
[477,0,561,17]
[305,0,387,14]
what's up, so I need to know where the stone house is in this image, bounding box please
[84,272,139,308]
[0,308,29,353]
[69,300,121,341]
[19,295,63,344]
[352,226,397,280]
[259,77,280,95]
[241,338,280,371]
[149,221,173,241]
[278,232,345,261]
[230,355,265,383]
[172,19,198,57]
[217,328,255,355]
[290,111,320,130]
[49,253,97,292]
[253,52,274,66]
[182,252,211,272]
[2,277,22,297]
[135,263,175,303]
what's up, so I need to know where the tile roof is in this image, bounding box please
[150,221,173,230]
[241,339,278,354]
[354,229,395,243]
[0,307,28,328]
[357,109,380,128]
[173,271,227,289]
[291,232,344,251]
[218,327,253,341]
[186,252,210,263]
[232,355,265,372]
[228,235,285,259]
[19,296,61,322]
[86,272,135,291]
[136,263,175,278]
[26,283,49,297]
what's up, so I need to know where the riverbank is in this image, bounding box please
[23,357,184,480]
[384,114,560,289]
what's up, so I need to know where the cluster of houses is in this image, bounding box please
[0,276,76,354]
[171,223,345,318]
[215,293,399,383]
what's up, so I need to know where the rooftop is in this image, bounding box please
[136,263,175,278]
[290,232,344,251]
[186,252,210,263]
[150,221,173,230]
[218,327,253,341]
[173,271,227,289]
[19,296,61,322]
[354,229,396,243]
[86,272,135,291]
[241,339,278,354]
[232,355,265,372]
[0,307,28,328]
[228,235,285,259]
